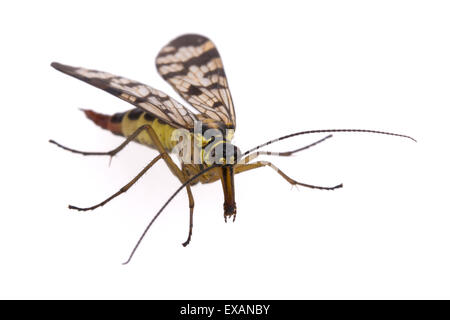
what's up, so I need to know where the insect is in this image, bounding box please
[50,34,415,263]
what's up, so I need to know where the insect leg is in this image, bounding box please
[133,125,197,247]
[234,161,343,190]
[63,123,197,245]
[49,124,156,158]
[239,134,333,164]
[182,187,195,247]
[69,154,163,211]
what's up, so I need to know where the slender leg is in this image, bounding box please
[234,161,343,190]
[49,124,157,158]
[183,186,195,247]
[239,134,333,165]
[70,154,163,211]
[55,123,189,186]
[59,124,198,245]
[127,126,198,246]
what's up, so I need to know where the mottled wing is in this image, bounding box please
[51,62,198,129]
[156,34,236,129]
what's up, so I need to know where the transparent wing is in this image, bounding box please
[156,34,236,129]
[51,62,198,129]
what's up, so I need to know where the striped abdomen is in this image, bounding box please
[83,108,178,151]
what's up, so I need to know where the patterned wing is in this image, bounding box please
[156,34,236,129]
[51,62,198,129]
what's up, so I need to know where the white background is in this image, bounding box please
[1,0,449,299]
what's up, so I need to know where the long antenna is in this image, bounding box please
[243,129,416,157]
[123,164,220,265]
